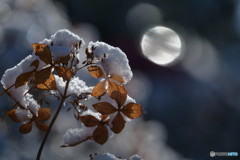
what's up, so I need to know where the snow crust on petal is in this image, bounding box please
[25,94,40,116]
[63,127,95,146]
[88,41,132,84]
[15,107,33,122]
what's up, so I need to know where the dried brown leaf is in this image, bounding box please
[93,102,116,115]
[92,80,106,97]
[7,109,21,122]
[37,108,51,121]
[36,73,56,90]
[30,59,39,69]
[110,75,124,83]
[32,43,52,64]
[111,112,125,134]
[54,55,70,64]
[55,66,72,81]
[80,115,99,127]
[19,122,32,134]
[15,71,33,88]
[35,120,49,131]
[122,103,143,119]
[93,125,108,145]
[87,66,104,78]
[34,67,52,84]
[108,80,127,107]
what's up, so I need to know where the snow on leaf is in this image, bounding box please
[19,122,32,134]
[92,80,106,97]
[93,125,108,145]
[110,75,124,83]
[93,102,116,115]
[32,43,52,64]
[35,73,56,90]
[88,66,104,78]
[111,112,126,134]
[15,71,33,88]
[7,109,21,122]
[55,66,72,81]
[122,103,142,119]
[37,108,51,121]
[80,115,99,127]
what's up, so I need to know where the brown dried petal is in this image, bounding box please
[122,103,143,119]
[19,122,32,134]
[108,80,127,107]
[30,60,39,69]
[92,80,106,97]
[93,102,116,115]
[37,108,51,121]
[35,120,49,131]
[55,66,72,81]
[7,109,21,122]
[15,71,33,88]
[54,55,70,64]
[93,125,108,145]
[111,112,126,134]
[110,75,124,83]
[32,43,52,64]
[36,73,56,90]
[80,115,99,127]
[87,66,104,78]
[34,67,52,84]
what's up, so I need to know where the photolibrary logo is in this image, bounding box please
[210,151,238,157]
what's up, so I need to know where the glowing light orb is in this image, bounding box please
[140,26,182,66]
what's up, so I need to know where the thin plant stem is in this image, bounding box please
[36,79,70,160]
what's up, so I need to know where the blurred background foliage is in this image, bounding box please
[0,0,240,160]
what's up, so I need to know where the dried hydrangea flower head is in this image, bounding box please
[0,29,143,160]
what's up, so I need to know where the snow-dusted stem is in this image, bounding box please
[36,79,71,160]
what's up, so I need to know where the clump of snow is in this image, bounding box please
[129,155,143,160]
[88,41,132,84]
[55,75,93,96]
[92,153,124,160]
[63,127,95,147]
[15,108,32,122]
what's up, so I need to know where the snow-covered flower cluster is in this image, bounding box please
[1,29,142,159]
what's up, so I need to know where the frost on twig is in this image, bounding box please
[1,29,143,158]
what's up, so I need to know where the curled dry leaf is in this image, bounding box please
[87,66,104,78]
[80,115,99,127]
[36,74,56,90]
[93,102,116,115]
[122,103,142,119]
[19,122,32,134]
[7,109,21,122]
[30,59,39,69]
[111,112,126,134]
[34,67,52,84]
[108,80,127,107]
[15,71,33,88]
[35,120,49,131]
[93,125,108,145]
[54,55,70,64]
[37,108,51,121]
[92,80,106,97]
[32,43,52,64]
[55,66,72,81]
